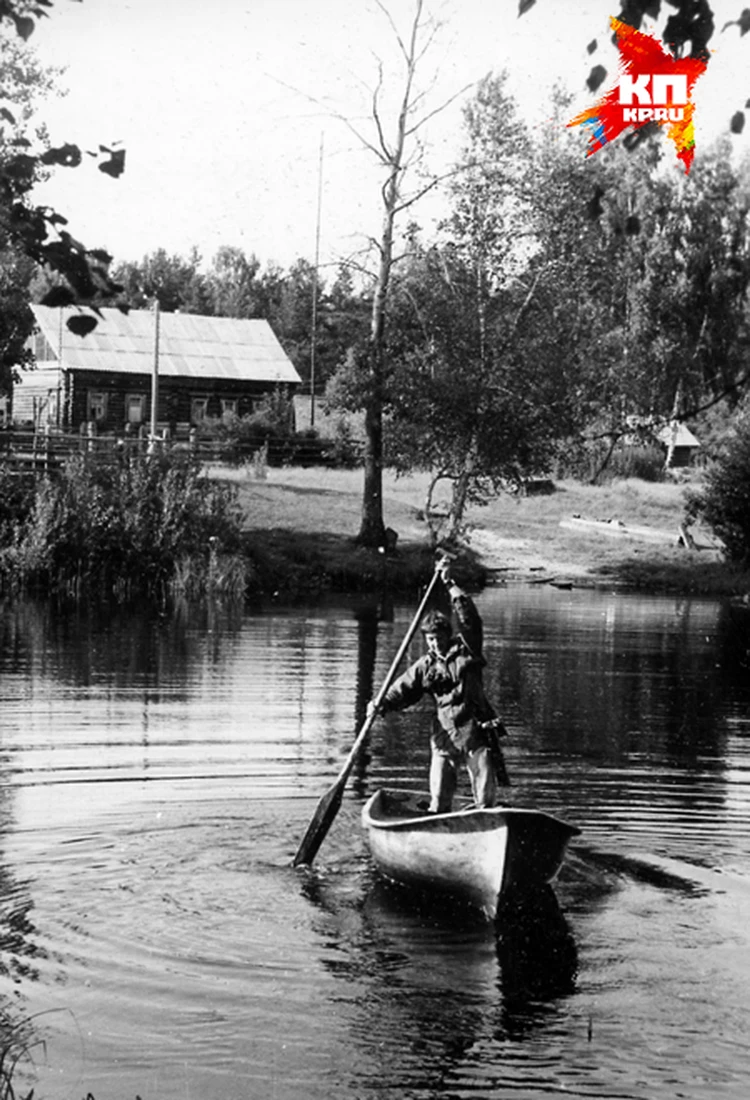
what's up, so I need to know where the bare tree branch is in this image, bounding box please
[371,60,392,161]
[334,254,379,282]
[374,0,418,67]
[407,83,474,136]
[271,76,387,164]
[393,162,468,214]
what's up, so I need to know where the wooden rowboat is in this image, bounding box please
[362,789,580,920]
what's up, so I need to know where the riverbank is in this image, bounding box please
[215,465,750,598]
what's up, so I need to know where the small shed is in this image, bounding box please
[624,416,701,468]
[653,421,701,468]
[14,306,301,432]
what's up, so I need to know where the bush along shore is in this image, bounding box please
[0,452,251,602]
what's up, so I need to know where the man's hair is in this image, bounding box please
[420,610,451,636]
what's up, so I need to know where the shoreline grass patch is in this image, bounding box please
[0,452,247,601]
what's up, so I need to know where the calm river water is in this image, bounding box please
[1,583,749,1100]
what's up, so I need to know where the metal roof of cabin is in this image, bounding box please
[30,305,302,385]
[653,421,701,448]
[625,415,701,449]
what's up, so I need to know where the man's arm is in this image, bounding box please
[367,659,426,719]
[381,661,426,712]
[439,561,483,658]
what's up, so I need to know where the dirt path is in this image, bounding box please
[468,526,595,583]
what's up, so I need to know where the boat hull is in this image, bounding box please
[362,789,580,919]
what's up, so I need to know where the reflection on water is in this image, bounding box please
[0,586,749,1099]
[301,868,578,1094]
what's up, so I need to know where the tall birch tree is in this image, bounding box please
[345,0,467,546]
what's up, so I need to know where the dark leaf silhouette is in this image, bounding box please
[40,143,82,168]
[3,153,36,179]
[98,148,125,178]
[722,9,750,35]
[587,64,607,93]
[518,0,536,14]
[587,38,598,54]
[0,0,126,343]
[731,110,746,133]
[67,314,98,337]
[41,285,78,308]
[615,2,663,33]
[42,237,97,299]
[12,13,34,39]
[664,4,715,60]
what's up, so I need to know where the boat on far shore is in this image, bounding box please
[362,789,580,920]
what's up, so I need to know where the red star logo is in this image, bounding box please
[568,17,708,173]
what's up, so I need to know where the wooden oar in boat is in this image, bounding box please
[292,562,443,867]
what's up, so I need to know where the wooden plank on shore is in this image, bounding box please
[560,516,678,545]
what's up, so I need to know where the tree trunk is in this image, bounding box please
[664,378,684,470]
[446,450,476,543]
[590,430,619,484]
[357,214,392,547]
[424,471,449,546]
[356,1,424,547]
[359,382,386,545]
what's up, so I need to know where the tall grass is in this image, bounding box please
[0,451,249,600]
[561,442,668,484]
[0,1011,43,1100]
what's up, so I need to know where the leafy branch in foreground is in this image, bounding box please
[1,1,125,333]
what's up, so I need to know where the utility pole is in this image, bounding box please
[310,133,324,428]
[57,306,63,429]
[149,297,160,450]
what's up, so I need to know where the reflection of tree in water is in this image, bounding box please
[351,602,381,799]
[717,599,750,685]
[0,866,42,986]
[302,868,577,1095]
[350,595,444,800]
[485,597,736,769]
[0,595,244,699]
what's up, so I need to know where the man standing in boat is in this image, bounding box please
[368,559,507,813]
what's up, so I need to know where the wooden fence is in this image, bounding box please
[0,428,355,472]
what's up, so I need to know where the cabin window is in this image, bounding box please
[126,393,146,425]
[191,397,209,424]
[220,397,238,422]
[86,390,108,423]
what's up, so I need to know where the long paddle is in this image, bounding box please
[292,562,443,867]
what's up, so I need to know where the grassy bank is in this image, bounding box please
[215,465,750,598]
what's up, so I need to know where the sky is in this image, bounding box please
[20,0,750,279]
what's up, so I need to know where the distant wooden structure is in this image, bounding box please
[12,306,301,434]
[653,421,701,468]
[624,416,701,468]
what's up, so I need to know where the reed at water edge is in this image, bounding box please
[0,451,249,602]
